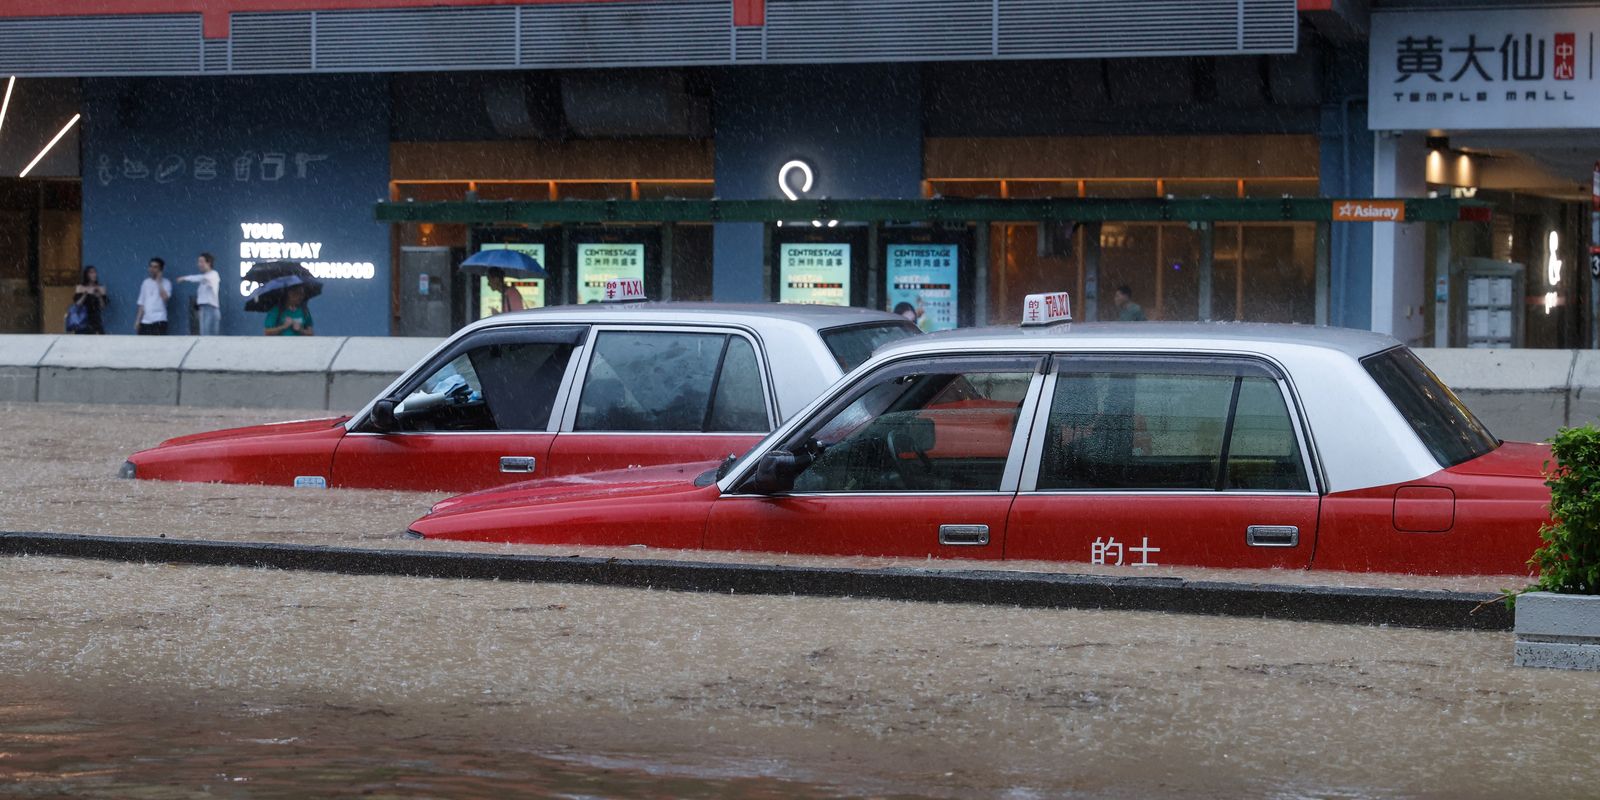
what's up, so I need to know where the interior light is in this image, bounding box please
[19,113,79,178]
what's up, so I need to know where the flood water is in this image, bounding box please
[0,693,873,799]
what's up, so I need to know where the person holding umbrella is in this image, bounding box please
[263,283,314,336]
[243,261,322,336]
[460,248,547,316]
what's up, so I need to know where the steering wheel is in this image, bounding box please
[883,431,933,490]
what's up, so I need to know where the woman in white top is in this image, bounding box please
[176,252,222,335]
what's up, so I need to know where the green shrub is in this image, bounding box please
[1528,425,1600,595]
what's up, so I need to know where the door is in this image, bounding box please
[545,327,774,476]
[705,354,1044,558]
[1004,355,1320,569]
[331,325,586,491]
[398,246,455,338]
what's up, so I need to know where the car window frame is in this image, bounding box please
[726,352,1049,497]
[557,324,778,436]
[348,324,589,436]
[1017,352,1322,496]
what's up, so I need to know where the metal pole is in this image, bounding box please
[1433,221,1452,347]
[1198,222,1214,322]
[761,222,775,302]
[974,223,990,326]
[560,226,574,305]
[866,221,881,309]
[1083,221,1101,322]
[1314,221,1331,327]
[659,223,675,301]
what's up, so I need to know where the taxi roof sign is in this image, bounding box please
[1021,292,1072,327]
[602,278,647,303]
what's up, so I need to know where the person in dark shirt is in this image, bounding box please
[1114,285,1146,321]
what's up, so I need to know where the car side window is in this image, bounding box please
[788,357,1037,493]
[576,331,769,433]
[394,341,575,432]
[1037,360,1308,492]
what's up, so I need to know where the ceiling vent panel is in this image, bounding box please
[230,13,313,73]
[0,14,200,76]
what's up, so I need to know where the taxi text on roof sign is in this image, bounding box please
[602,278,646,302]
[1021,292,1072,326]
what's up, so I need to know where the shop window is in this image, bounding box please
[1082,180,1158,198]
[927,180,1004,199]
[637,181,714,200]
[1005,181,1078,199]
[476,183,555,201]
[988,222,1081,325]
[1243,179,1320,198]
[557,182,634,201]
[1239,224,1315,324]
[1156,225,1203,322]
[1163,179,1241,199]
[1098,223,1159,320]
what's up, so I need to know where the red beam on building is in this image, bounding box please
[732,0,764,27]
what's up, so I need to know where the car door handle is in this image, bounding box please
[1246,525,1299,547]
[499,456,537,474]
[939,524,990,546]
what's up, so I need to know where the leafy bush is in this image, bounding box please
[1528,425,1600,595]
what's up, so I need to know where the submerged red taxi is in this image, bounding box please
[123,303,917,492]
[410,316,1552,576]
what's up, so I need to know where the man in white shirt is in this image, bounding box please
[177,252,222,335]
[135,257,172,335]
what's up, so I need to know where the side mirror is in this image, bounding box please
[369,398,399,432]
[740,449,801,495]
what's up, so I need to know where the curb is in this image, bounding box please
[0,532,1512,631]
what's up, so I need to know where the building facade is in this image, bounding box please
[0,0,1581,348]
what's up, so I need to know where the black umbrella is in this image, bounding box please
[245,274,324,312]
[242,260,315,285]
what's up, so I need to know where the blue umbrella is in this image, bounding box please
[245,274,324,312]
[460,248,548,278]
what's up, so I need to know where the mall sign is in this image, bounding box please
[1371,7,1600,130]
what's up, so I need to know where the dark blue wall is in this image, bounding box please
[711,65,924,301]
[82,75,391,335]
[1319,46,1375,331]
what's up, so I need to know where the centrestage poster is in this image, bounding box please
[885,244,958,331]
[577,243,645,304]
[779,243,850,305]
[476,243,545,318]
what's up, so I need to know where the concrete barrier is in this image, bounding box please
[1413,349,1579,443]
[327,337,442,411]
[178,336,347,409]
[0,334,57,402]
[0,335,1596,440]
[37,335,196,406]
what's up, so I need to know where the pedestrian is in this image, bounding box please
[69,266,108,334]
[1114,284,1146,322]
[263,284,315,336]
[134,257,172,335]
[486,267,524,314]
[176,252,222,335]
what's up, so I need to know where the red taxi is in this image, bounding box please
[409,296,1552,576]
[122,303,917,492]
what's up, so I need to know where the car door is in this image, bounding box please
[543,326,774,477]
[330,325,587,492]
[1004,354,1320,569]
[704,354,1045,559]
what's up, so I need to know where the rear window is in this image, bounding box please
[1361,347,1498,467]
[821,322,920,372]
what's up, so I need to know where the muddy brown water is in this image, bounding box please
[1,402,1596,798]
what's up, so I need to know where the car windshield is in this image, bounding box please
[1361,347,1498,468]
[820,322,920,372]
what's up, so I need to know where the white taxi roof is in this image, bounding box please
[464,302,908,336]
[873,321,1401,361]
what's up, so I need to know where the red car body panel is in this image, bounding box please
[1003,494,1319,569]
[408,442,1552,576]
[543,433,762,479]
[703,494,1013,559]
[329,432,559,493]
[129,418,348,485]
[1311,442,1550,576]
[411,462,720,548]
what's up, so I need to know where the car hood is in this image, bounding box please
[155,416,349,448]
[425,460,720,517]
[1449,440,1552,480]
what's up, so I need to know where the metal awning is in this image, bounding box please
[374,197,1489,225]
